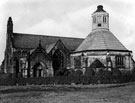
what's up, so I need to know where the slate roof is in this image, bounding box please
[76,29,129,52]
[46,43,56,54]
[12,33,84,51]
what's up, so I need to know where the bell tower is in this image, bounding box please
[92,5,109,31]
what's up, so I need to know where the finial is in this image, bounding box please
[8,17,12,23]
[7,17,13,26]
[7,16,13,33]
[95,5,106,12]
[9,17,12,20]
[97,5,103,10]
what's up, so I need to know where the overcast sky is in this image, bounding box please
[0,0,135,64]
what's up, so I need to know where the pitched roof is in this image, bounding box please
[30,42,50,60]
[90,59,105,68]
[46,40,70,54]
[46,43,56,54]
[76,29,129,52]
[12,33,84,51]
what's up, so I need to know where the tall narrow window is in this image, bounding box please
[97,16,101,22]
[115,55,124,68]
[103,16,106,23]
[93,17,96,23]
[74,56,81,69]
[70,56,74,68]
[20,58,27,78]
[82,57,88,68]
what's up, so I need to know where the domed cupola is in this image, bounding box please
[92,5,109,30]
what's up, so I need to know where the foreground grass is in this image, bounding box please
[0,83,135,103]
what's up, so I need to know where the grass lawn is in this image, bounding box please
[0,83,135,103]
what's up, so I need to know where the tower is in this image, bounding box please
[4,17,14,73]
[92,5,109,30]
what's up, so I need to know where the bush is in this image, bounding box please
[0,69,133,86]
[112,69,121,78]
[0,74,16,86]
[55,68,68,76]
[0,73,12,79]
[68,69,75,77]
[74,70,83,76]
[63,70,70,76]
[119,71,132,83]
[131,68,135,81]
[84,67,95,76]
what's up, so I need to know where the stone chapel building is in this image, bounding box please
[2,5,134,77]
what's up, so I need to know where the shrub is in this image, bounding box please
[84,67,95,76]
[119,71,132,83]
[74,70,83,76]
[112,69,121,78]
[63,70,70,76]
[131,68,135,81]
[0,73,12,79]
[55,68,68,76]
[68,69,75,77]
[0,73,16,86]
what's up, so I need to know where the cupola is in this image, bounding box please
[92,5,109,30]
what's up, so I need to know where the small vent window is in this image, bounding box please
[98,23,101,27]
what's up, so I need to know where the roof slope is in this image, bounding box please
[46,43,56,54]
[12,33,84,51]
[76,29,128,52]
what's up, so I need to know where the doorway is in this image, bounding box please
[32,62,44,77]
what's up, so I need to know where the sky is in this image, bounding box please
[0,0,135,64]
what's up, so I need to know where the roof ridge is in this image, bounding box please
[13,32,84,40]
[12,32,84,51]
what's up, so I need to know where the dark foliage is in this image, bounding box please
[84,67,95,76]
[55,68,67,76]
[74,70,83,76]
[0,69,134,86]
[0,73,16,86]
[131,68,135,81]
[112,69,121,77]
